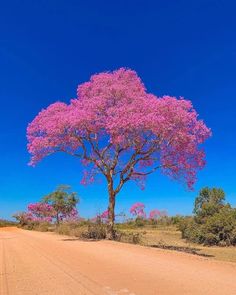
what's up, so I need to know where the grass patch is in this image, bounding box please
[117,226,236,263]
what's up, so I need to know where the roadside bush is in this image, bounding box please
[117,231,144,244]
[34,222,51,232]
[135,217,146,227]
[179,217,204,244]
[182,210,236,246]
[170,215,186,225]
[202,208,236,246]
[55,222,87,237]
[179,188,236,246]
[19,221,52,231]
[80,223,107,240]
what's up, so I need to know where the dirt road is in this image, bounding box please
[1,227,236,295]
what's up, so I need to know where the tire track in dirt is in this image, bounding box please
[0,239,10,295]
[0,229,102,294]
[0,229,132,295]
[16,231,135,295]
[19,237,103,294]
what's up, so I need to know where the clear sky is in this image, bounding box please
[0,0,235,219]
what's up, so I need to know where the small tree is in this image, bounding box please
[43,185,79,225]
[180,187,236,246]
[28,203,55,222]
[100,210,109,223]
[27,68,211,238]
[130,202,146,218]
[149,209,161,221]
[194,187,226,223]
[13,212,33,226]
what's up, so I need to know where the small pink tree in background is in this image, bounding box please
[93,210,109,224]
[149,209,168,220]
[14,203,55,225]
[149,209,161,220]
[27,68,211,238]
[159,210,168,217]
[13,211,35,226]
[100,210,109,223]
[60,208,79,222]
[28,203,56,222]
[130,202,146,219]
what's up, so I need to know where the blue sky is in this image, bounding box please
[0,0,235,219]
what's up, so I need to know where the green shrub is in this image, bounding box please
[179,188,236,246]
[135,217,146,227]
[179,217,204,243]
[202,207,236,246]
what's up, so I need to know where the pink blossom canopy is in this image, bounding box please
[130,202,146,218]
[27,68,211,188]
[27,202,56,222]
[149,209,167,219]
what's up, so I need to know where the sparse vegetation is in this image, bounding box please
[0,219,16,227]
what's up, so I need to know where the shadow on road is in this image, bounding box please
[61,238,100,242]
[150,244,214,258]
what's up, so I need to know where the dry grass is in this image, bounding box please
[118,226,236,263]
[0,219,16,227]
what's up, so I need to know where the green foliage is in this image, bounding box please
[43,185,79,224]
[135,216,146,227]
[179,217,204,243]
[194,187,226,223]
[169,215,185,225]
[203,207,236,246]
[179,187,236,246]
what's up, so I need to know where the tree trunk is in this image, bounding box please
[107,177,116,240]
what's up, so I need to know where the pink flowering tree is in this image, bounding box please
[149,209,168,220]
[13,203,55,225]
[27,203,56,222]
[99,210,109,223]
[91,210,109,224]
[13,211,34,226]
[27,68,211,239]
[130,202,146,219]
[60,208,79,222]
[149,209,161,220]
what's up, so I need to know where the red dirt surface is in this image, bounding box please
[1,227,236,295]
